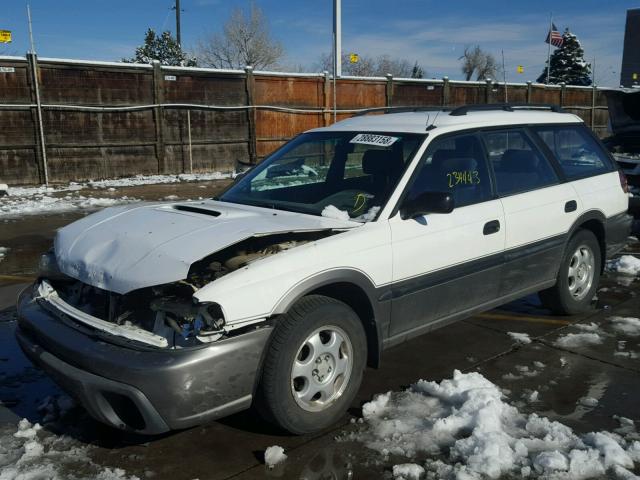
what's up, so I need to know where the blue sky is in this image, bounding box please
[0,0,637,85]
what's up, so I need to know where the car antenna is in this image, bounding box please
[427,109,442,131]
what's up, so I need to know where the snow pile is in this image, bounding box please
[392,463,425,479]
[507,332,532,344]
[348,370,640,479]
[554,332,603,349]
[609,316,640,337]
[321,204,350,221]
[574,322,600,332]
[0,418,139,479]
[264,445,287,468]
[0,246,8,262]
[579,396,600,408]
[606,255,640,276]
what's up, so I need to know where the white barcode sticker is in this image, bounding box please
[350,133,399,147]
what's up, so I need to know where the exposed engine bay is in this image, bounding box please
[42,230,337,349]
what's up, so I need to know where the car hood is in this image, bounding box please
[604,88,640,136]
[55,200,359,294]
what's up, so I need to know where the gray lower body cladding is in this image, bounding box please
[606,212,634,256]
[15,287,272,434]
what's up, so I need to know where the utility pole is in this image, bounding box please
[175,0,181,47]
[27,3,49,185]
[502,49,507,102]
[332,0,341,123]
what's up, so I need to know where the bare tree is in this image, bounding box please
[459,46,498,81]
[196,3,284,70]
[317,53,425,78]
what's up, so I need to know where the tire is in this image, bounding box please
[256,295,367,435]
[539,229,601,315]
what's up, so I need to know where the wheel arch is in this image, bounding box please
[567,210,606,272]
[271,270,387,368]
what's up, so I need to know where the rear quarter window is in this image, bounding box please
[533,125,613,180]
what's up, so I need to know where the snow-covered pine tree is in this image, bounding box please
[537,28,592,86]
[124,29,197,67]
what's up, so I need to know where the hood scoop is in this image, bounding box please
[173,204,221,217]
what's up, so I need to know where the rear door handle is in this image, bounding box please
[483,220,500,235]
[565,200,577,213]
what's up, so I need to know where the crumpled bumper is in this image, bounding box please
[15,284,273,434]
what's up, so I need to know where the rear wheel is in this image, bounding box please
[256,295,366,435]
[539,229,601,315]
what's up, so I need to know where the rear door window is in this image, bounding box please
[533,125,613,179]
[482,129,559,196]
[406,133,492,208]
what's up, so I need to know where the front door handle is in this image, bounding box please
[483,220,500,235]
[565,200,577,213]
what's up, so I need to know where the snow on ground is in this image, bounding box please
[0,246,8,262]
[264,445,287,468]
[507,332,532,344]
[0,418,140,480]
[87,172,231,189]
[0,172,231,218]
[345,370,640,480]
[609,317,640,337]
[607,255,640,276]
[0,194,137,218]
[554,332,604,349]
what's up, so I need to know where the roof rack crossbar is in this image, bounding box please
[353,106,450,117]
[453,103,565,115]
[449,103,564,116]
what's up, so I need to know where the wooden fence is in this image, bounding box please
[0,54,610,185]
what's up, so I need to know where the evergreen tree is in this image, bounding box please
[411,61,424,79]
[537,28,591,86]
[124,29,197,67]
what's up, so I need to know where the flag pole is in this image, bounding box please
[546,13,552,85]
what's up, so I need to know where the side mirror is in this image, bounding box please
[400,191,455,220]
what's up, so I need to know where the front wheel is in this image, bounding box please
[256,295,367,435]
[539,229,601,315]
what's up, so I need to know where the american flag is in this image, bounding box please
[545,23,564,48]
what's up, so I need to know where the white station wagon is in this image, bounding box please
[17,104,632,435]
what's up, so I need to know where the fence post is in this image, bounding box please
[323,71,331,126]
[187,110,193,174]
[26,52,48,185]
[591,83,597,129]
[526,81,532,104]
[151,60,166,174]
[442,76,450,106]
[560,82,566,107]
[485,79,493,104]
[245,66,257,164]
[385,74,393,107]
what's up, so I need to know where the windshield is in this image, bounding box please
[219,131,424,221]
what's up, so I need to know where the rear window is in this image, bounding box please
[533,125,613,179]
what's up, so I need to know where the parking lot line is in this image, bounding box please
[477,312,572,326]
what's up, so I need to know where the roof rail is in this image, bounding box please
[353,106,450,117]
[449,103,564,116]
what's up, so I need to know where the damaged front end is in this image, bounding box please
[35,231,335,349]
